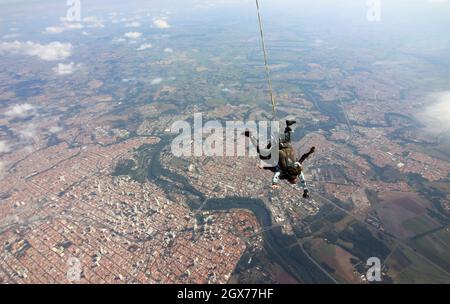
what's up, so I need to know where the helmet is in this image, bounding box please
[288,176,299,184]
[287,162,303,177]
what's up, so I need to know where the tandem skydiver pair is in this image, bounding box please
[245,120,315,198]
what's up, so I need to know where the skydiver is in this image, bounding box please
[245,120,315,198]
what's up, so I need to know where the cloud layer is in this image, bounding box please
[4,103,36,117]
[45,16,104,34]
[136,43,152,51]
[125,21,141,28]
[124,32,142,39]
[419,91,450,134]
[153,18,171,29]
[45,22,83,34]
[151,78,163,85]
[0,141,11,154]
[0,41,72,61]
[82,16,105,28]
[0,161,5,180]
[53,62,80,75]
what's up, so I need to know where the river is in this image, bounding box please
[145,137,335,284]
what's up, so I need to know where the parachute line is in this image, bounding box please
[255,0,276,117]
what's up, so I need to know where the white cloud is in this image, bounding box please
[419,91,450,134]
[49,126,62,133]
[0,41,72,61]
[46,16,103,34]
[0,161,6,180]
[83,16,105,28]
[4,103,36,117]
[125,21,141,28]
[151,78,163,85]
[124,32,142,39]
[194,0,253,8]
[18,123,36,140]
[153,18,171,29]
[45,26,65,34]
[65,22,84,29]
[136,43,153,51]
[0,141,11,153]
[164,48,174,53]
[82,16,98,22]
[2,33,20,39]
[45,22,83,34]
[53,62,80,75]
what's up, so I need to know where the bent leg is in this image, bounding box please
[299,171,307,190]
[279,126,293,148]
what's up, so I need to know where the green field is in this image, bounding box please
[388,246,450,284]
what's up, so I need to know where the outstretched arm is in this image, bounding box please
[298,146,315,164]
[272,171,281,188]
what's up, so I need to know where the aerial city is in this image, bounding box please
[0,0,449,286]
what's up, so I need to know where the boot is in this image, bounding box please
[286,120,296,127]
